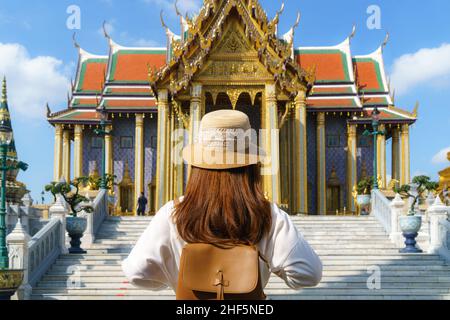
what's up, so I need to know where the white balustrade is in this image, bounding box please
[428,196,450,262]
[5,190,109,299]
[371,189,393,233]
[81,189,108,247]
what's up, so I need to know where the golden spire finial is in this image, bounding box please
[2,76,7,103]
[381,32,390,51]
[349,24,357,41]
[413,101,419,118]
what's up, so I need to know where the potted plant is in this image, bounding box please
[0,269,24,300]
[45,177,93,254]
[394,175,439,253]
[354,177,375,216]
[356,176,374,205]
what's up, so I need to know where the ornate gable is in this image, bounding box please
[152,0,312,97]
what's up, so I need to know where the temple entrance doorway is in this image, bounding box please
[204,91,262,133]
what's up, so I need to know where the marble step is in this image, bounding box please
[49,264,450,272]
[35,281,450,289]
[91,240,399,249]
[51,259,446,267]
[29,288,450,296]
[40,275,450,283]
[40,269,450,278]
[82,248,418,255]
[96,232,391,238]
[57,253,442,261]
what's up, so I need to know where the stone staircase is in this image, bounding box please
[31,215,450,300]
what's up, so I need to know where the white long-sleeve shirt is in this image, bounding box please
[122,200,323,292]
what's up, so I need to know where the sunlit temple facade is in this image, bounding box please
[47,0,417,215]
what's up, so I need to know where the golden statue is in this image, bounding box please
[438,152,450,192]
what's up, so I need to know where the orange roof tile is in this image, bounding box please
[76,59,108,93]
[307,98,358,108]
[296,50,350,83]
[354,59,386,92]
[109,50,166,82]
[103,99,157,109]
[105,87,152,95]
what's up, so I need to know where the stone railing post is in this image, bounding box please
[428,196,448,254]
[81,193,94,247]
[389,193,404,246]
[49,195,68,254]
[6,221,31,300]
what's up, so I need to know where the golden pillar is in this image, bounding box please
[172,105,184,199]
[53,124,63,181]
[400,124,410,185]
[134,114,145,214]
[316,112,326,215]
[346,123,357,213]
[62,129,71,182]
[391,127,400,181]
[293,91,308,214]
[187,83,203,178]
[261,84,281,204]
[105,125,113,176]
[377,124,386,188]
[73,125,84,179]
[189,83,203,145]
[155,89,170,210]
[168,108,174,200]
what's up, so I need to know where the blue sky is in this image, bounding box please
[0,0,449,203]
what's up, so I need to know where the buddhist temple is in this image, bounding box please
[47,0,417,215]
[0,78,28,204]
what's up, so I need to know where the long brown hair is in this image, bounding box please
[173,164,272,246]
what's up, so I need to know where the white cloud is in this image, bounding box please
[119,31,162,47]
[432,146,450,165]
[0,43,70,120]
[133,38,161,47]
[390,43,450,95]
[142,0,202,15]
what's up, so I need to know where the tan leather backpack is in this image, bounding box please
[176,243,267,300]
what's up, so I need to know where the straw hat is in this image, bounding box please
[182,110,266,170]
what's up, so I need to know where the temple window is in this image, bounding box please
[326,134,340,148]
[91,137,102,149]
[358,135,371,148]
[120,136,133,149]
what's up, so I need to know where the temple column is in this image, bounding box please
[391,127,400,182]
[346,123,357,213]
[105,125,113,176]
[53,124,63,181]
[172,112,185,199]
[168,109,175,200]
[189,83,203,145]
[316,112,326,215]
[187,83,203,178]
[377,124,387,189]
[134,114,144,215]
[73,125,84,179]
[293,91,308,214]
[155,89,170,210]
[62,129,71,182]
[400,124,410,185]
[261,84,281,204]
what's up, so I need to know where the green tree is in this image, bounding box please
[45,177,93,217]
[394,175,439,216]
